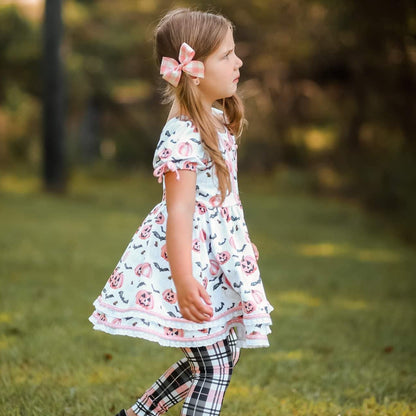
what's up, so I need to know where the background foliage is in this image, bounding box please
[0,0,415,240]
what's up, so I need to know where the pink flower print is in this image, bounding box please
[209,259,220,276]
[139,225,152,240]
[192,239,200,252]
[241,256,257,275]
[178,141,193,157]
[216,251,230,265]
[156,212,165,224]
[162,289,177,304]
[136,290,154,310]
[134,263,152,278]
[243,301,256,314]
[108,269,124,289]
[158,148,172,159]
[164,327,184,337]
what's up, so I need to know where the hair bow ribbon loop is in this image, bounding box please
[160,42,204,87]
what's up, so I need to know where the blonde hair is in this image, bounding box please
[154,8,245,201]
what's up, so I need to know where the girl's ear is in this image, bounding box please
[190,75,200,86]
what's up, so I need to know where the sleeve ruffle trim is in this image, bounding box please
[153,160,197,183]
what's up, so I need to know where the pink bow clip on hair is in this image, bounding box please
[160,42,204,88]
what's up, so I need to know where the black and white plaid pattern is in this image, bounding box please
[132,329,239,416]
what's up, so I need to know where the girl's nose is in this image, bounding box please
[236,55,243,68]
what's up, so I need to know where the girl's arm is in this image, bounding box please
[165,170,213,323]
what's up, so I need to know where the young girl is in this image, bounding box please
[89,8,273,416]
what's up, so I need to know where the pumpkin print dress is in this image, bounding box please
[89,110,273,348]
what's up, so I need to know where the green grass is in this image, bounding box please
[1,168,415,416]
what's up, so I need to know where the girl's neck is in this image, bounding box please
[167,99,226,133]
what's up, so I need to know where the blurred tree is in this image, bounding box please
[43,0,66,192]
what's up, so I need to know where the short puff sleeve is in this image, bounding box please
[152,118,207,183]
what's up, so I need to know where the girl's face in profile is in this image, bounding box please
[197,27,243,107]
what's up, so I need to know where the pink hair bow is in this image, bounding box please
[160,42,204,87]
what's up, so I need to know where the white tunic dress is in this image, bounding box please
[89,112,273,348]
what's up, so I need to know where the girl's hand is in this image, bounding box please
[251,242,259,261]
[175,278,213,323]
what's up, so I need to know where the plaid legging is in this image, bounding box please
[131,329,240,416]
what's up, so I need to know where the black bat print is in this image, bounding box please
[118,291,128,303]
[151,285,161,294]
[133,244,143,249]
[198,192,209,197]
[233,282,243,288]
[237,244,247,252]
[167,311,177,317]
[137,282,146,288]
[215,302,225,312]
[231,216,240,221]
[124,263,132,270]
[251,277,262,286]
[227,303,236,310]
[190,138,200,144]
[165,131,171,137]
[105,294,114,300]
[209,233,217,240]
[154,263,169,272]
[152,231,166,241]
[209,211,218,219]
[218,238,227,246]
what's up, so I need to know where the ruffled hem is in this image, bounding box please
[88,312,272,349]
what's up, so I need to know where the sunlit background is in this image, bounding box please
[1,1,415,416]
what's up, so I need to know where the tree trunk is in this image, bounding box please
[42,0,66,192]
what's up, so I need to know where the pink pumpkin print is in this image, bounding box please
[158,148,172,159]
[241,256,257,275]
[164,327,184,337]
[134,263,152,278]
[178,141,193,157]
[108,270,124,289]
[112,318,122,326]
[192,239,200,252]
[243,301,256,314]
[183,161,196,171]
[136,290,154,310]
[97,313,107,322]
[199,229,207,242]
[209,259,220,275]
[139,225,152,240]
[202,276,208,289]
[229,236,237,250]
[209,195,221,207]
[216,251,231,265]
[252,290,263,304]
[161,244,168,261]
[156,212,165,224]
[220,207,231,222]
[162,289,177,304]
[197,202,207,215]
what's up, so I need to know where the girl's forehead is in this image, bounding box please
[215,27,235,52]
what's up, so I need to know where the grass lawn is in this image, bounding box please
[0,169,415,416]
